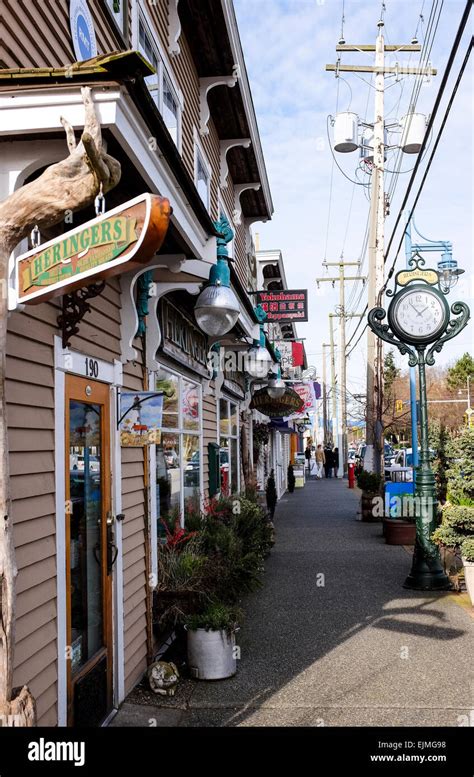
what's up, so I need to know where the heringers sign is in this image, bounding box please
[14,193,171,306]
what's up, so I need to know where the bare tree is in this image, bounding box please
[0,87,121,726]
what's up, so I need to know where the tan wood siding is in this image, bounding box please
[121,347,148,694]
[0,0,122,68]
[7,299,57,726]
[6,275,149,722]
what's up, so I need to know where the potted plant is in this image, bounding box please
[356,470,382,522]
[383,505,416,546]
[153,532,208,633]
[185,602,242,680]
[432,504,474,603]
[461,537,474,605]
[287,464,295,493]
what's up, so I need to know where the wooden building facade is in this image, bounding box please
[0,0,273,726]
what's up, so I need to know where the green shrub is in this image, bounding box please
[185,601,243,634]
[157,536,208,593]
[442,504,474,532]
[461,537,474,562]
[356,470,382,493]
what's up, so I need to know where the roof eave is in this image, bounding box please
[220,0,274,221]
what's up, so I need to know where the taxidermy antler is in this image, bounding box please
[0,86,121,726]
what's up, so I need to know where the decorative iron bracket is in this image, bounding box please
[57,282,106,348]
[367,307,419,366]
[425,301,470,365]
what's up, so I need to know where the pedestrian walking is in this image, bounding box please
[305,444,312,474]
[333,447,339,478]
[324,445,333,478]
[314,444,325,479]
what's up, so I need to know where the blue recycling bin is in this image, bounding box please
[385,481,415,518]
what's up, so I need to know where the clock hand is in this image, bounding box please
[417,306,429,317]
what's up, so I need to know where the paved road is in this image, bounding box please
[112,478,474,727]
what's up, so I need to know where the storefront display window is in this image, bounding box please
[155,367,201,529]
[219,397,239,493]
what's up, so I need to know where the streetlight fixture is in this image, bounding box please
[267,353,286,398]
[244,304,273,379]
[194,216,240,336]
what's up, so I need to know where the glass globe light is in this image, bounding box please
[244,343,273,379]
[267,376,286,399]
[194,281,240,336]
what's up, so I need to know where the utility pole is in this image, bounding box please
[326,23,436,475]
[329,315,337,447]
[317,261,365,475]
[322,343,330,443]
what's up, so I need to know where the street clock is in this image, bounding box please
[388,285,450,344]
[368,254,470,592]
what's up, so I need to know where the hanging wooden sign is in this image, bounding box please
[14,193,171,305]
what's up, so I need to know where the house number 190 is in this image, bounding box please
[85,358,99,378]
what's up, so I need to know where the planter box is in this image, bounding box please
[187,628,237,680]
[383,518,416,545]
[462,558,474,606]
[361,492,380,522]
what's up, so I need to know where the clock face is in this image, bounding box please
[390,286,448,343]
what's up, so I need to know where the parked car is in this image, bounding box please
[356,443,393,468]
[384,447,435,481]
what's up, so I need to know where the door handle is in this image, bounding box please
[106,512,118,574]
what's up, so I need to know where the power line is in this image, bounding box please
[346,21,472,359]
[383,36,473,290]
[382,0,472,289]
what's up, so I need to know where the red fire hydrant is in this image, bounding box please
[348,462,355,489]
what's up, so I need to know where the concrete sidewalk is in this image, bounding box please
[112,478,474,727]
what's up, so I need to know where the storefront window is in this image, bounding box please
[219,398,239,494]
[155,367,201,529]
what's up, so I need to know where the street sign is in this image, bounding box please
[14,193,171,306]
[70,0,97,62]
[256,289,308,322]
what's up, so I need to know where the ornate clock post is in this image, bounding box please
[368,256,470,590]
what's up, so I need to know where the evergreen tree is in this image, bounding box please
[446,352,474,392]
[428,420,451,503]
[384,349,400,394]
[445,427,474,505]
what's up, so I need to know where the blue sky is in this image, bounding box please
[234,0,473,401]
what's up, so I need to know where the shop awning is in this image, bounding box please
[269,420,297,435]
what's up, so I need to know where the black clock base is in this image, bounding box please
[403,546,452,591]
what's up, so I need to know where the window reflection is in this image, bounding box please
[69,401,103,675]
[155,367,201,530]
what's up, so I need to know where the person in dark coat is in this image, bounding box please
[324,445,333,478]
[333,447,339,478]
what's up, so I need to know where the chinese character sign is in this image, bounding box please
[256,290,308,322]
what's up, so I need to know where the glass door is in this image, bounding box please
[65,375,113,727]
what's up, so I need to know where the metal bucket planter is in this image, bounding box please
[187,628,237,680]
[383,518,416,545]
[462,559,474,606]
